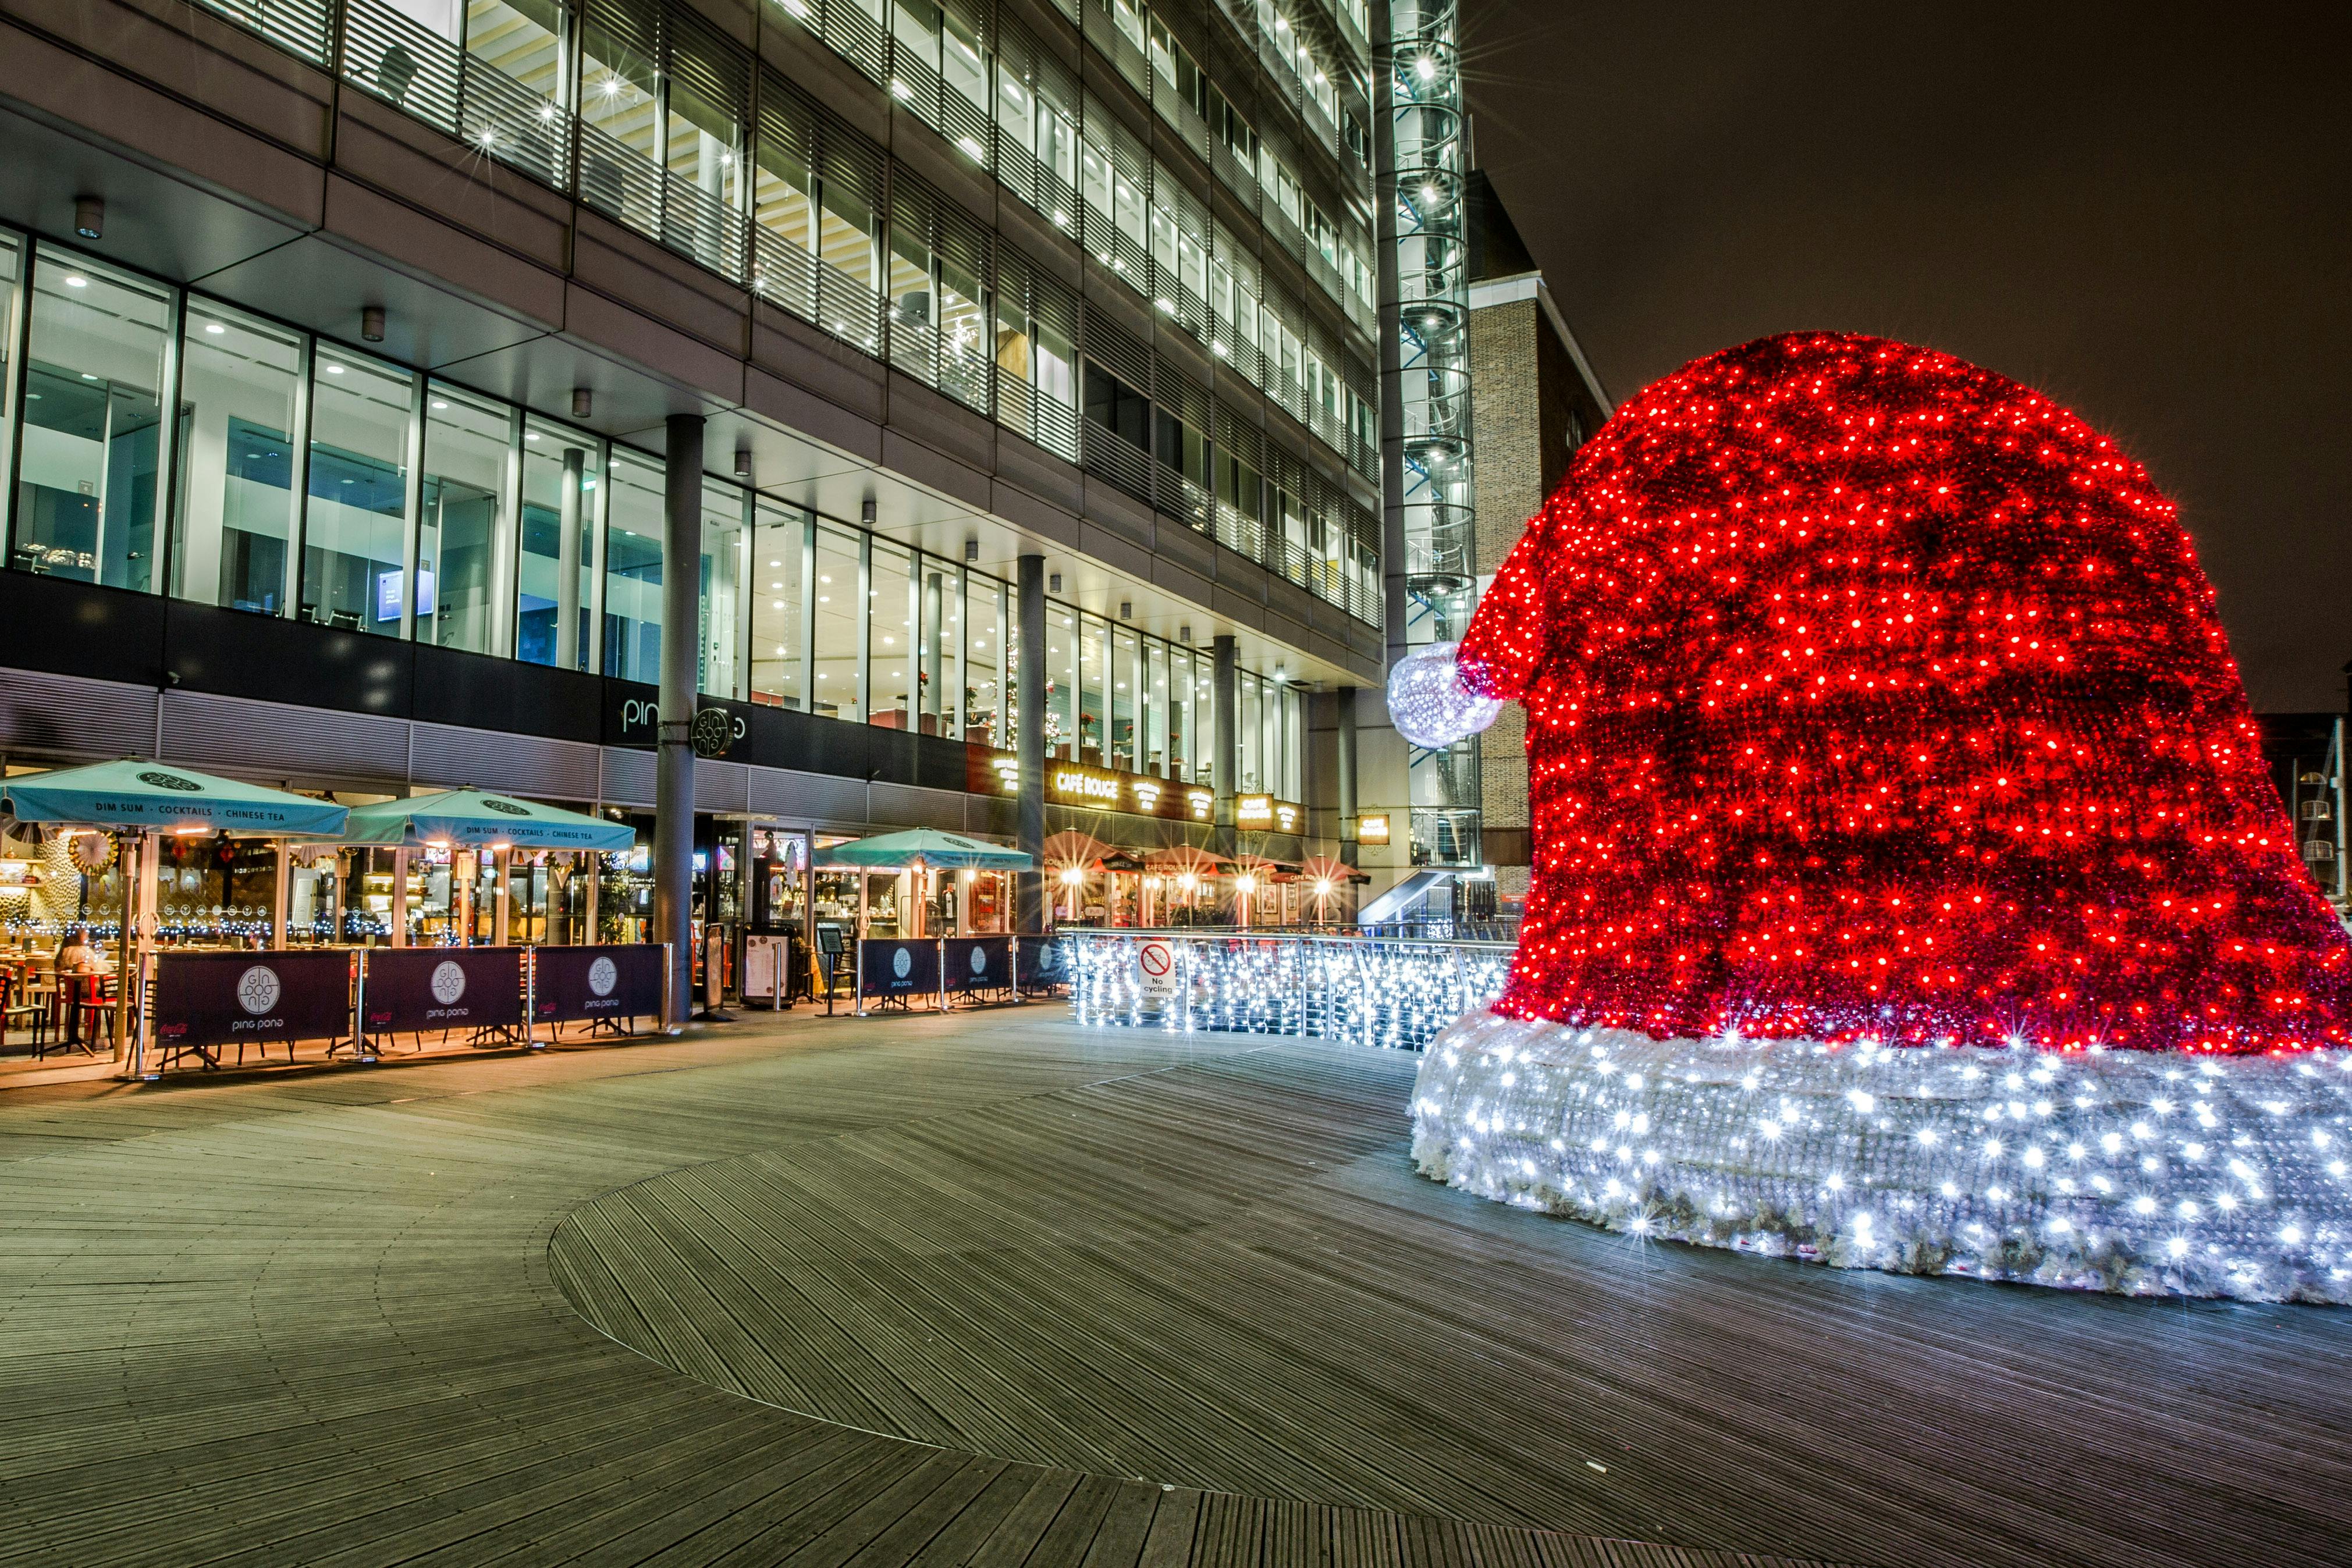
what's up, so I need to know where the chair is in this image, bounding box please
[3,969,46,1054]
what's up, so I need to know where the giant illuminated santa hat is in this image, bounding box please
[1400,332,2352,1303]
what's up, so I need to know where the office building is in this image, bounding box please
[0,0,1391,958]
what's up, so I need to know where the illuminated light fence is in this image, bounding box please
[1063,930,1511,1051]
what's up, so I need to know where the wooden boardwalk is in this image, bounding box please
[0,1011,2343,1566]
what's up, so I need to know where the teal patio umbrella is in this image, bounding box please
[339,788,637,851]
[818,830,1030,940]
[0,759,350,1073]
[0,758,349,837]
[815,829,1031,870]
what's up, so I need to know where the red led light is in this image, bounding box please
[1459,332,2350,1054]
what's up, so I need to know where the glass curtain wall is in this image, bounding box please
[811,523,863,721]
[516,416,601,670]
[601,447,665,682]
[698,478,748,699]
[13,253,175,590]
[0,236,17,531]
[749,499,808,708]
[303,348,415,634]
[869,536,914,728]
[417,385,512,653]
[0,246,1324,778]
[170,301,304,616]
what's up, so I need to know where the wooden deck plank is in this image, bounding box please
[1,1008,2317,1567]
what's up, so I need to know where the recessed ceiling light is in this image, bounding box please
[431,400,449,410]
[325,365,344,375]
[203,323,225,335]
[63,275,87,288]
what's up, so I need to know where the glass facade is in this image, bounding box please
[0,230,1316,807]
[187,0,1383,626]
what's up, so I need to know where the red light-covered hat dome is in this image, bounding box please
[1459,331,2352,1053]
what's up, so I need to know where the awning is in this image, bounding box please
[816,829,1031,870]
[0,758,349,837]
[338,788,637,851]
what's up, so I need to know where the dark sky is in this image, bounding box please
[1459,3,2350,712]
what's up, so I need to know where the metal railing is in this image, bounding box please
[1062,929,1512,1051]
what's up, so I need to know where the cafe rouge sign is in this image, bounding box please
[965,751,1297,831]
[970,751,1210,822]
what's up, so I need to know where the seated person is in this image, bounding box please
[56,928,110,976]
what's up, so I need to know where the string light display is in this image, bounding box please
[1407,331,2352,1302]
[1388,641,1501,749]
[1066,930,1509,1051]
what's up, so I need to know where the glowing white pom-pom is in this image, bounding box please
[1413,1012,2352,1305]
[1387,642,1502,748]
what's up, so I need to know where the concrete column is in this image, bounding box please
[1212,633,1238,859]
[556,446,584,669]
[654,414,704,1024]
[922,571,943,732]
[1015,554,1047,933]
[269,845,290,950]
[1337,686,1359,866]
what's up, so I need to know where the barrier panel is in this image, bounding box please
[1014,934,1065,993]
[155,950,353,1058]
[856,937,940,1009]
[363,947,524,1039]
[533,944,666,1027]
[942,935,1012,997]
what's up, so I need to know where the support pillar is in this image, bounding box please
[556,445,584,670]
[1016,553,1046,934]
[1337,687,1359,867]
[1212,633,1238,861]
[654,414,704,1025]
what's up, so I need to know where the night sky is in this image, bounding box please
[1459,3,2350,712]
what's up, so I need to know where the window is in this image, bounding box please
[699,477,746,698]
[1239,674,1262,793]
[1144,639,1168,777]
[599,446,665,683]
[869,536,914,727]
[0,234,17,526]
[1168,646,1192,782]
[13,253,175,592]
[665,19,748,272]
[811,524,864,720]
[964,575,1004,749]
[578,0,660,227]
[941,0,988,120]
[1045,603,1075,759]
[1078,613,1105,766]
[1109,625,1136,771]
[918,558,959,737]
[302,347,413,634]
[515,418,599,670]
[1193,656,1214,783]
[416,385,511,653]
[749,500,807,709]
[1155,407,1209,491]
[1083,361,1149,450]
[170,301,304,616]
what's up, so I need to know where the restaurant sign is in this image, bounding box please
[534,944,665,1023]
[968,749,1213,822]
[363,947,523,1035]
[155,950,352,1050]
[1235,794,1304,834]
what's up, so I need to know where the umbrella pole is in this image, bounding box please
[112,831,132,1067]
